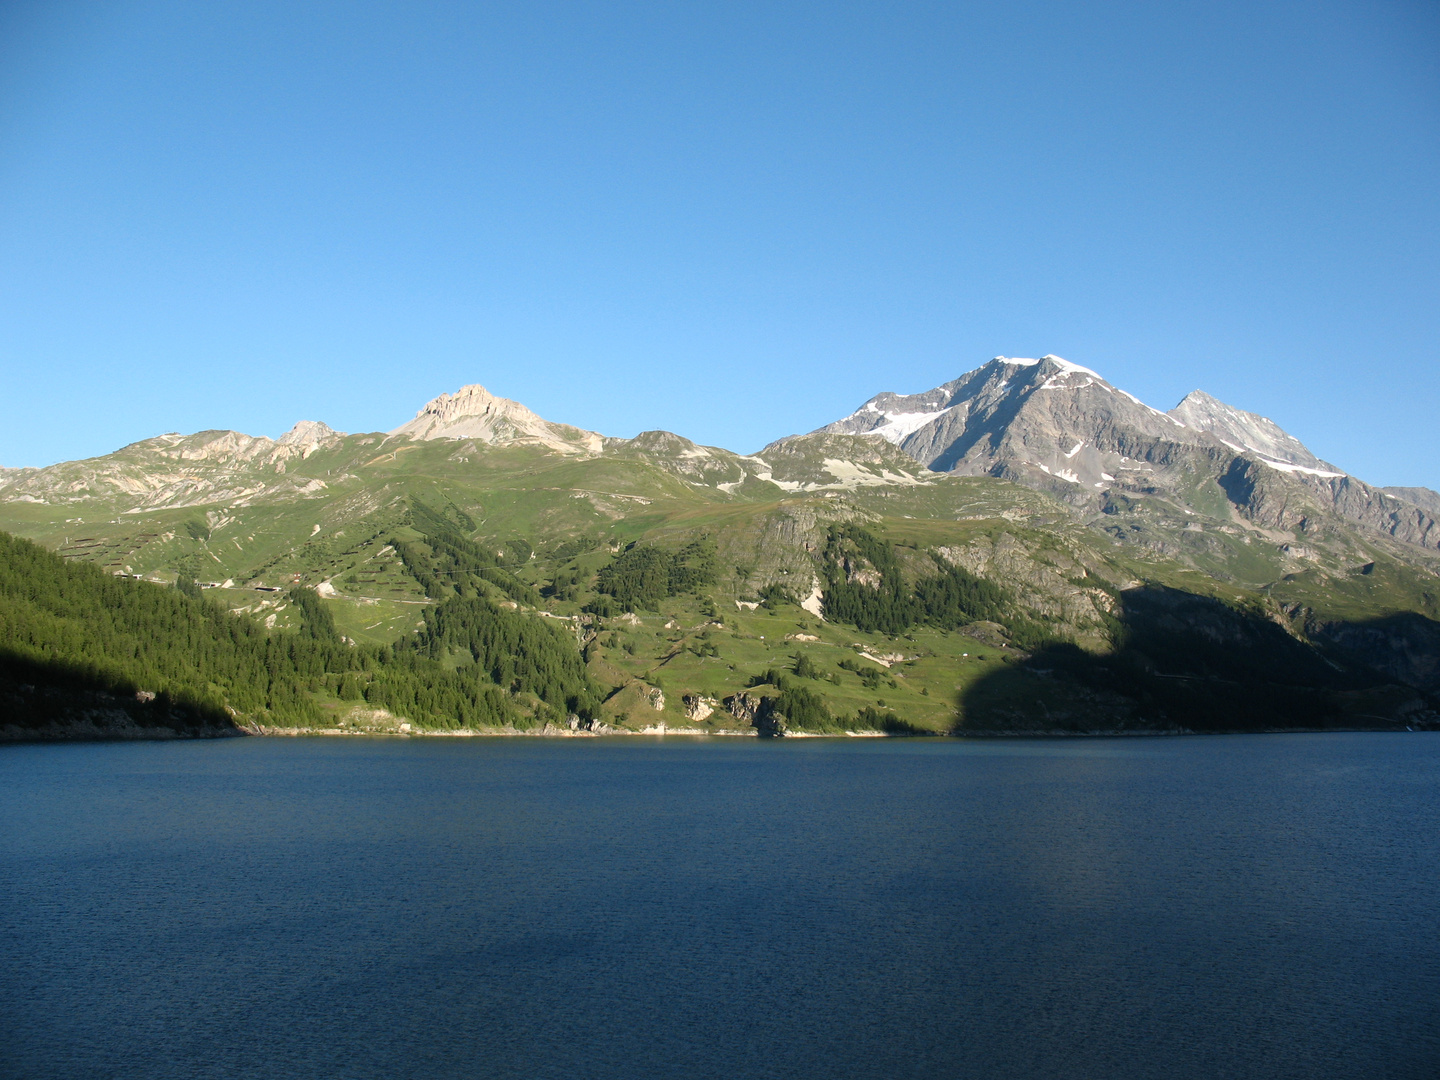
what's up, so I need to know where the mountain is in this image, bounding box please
[391,384,604,455]
[277,420,345,453]
[813,355,1193,490]
[2,361,1438,739]
[812,355,1440,555]
[1167,389,1333,470]
[0,422,347,513]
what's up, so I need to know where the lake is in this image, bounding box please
[1,733,1437,1079]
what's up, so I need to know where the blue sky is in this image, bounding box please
[1,1,1437,486]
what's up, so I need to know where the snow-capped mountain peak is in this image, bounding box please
[816,355,1178,474]
[809,354,1368,512]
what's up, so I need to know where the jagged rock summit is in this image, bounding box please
[815,355,1195,490]
[390,384,604,455]
[276,420,344,454]
[1167,390,1336,473]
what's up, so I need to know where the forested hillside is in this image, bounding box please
[0,530,598,738]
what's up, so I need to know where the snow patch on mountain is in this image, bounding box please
[868,409,953,443]
[1037,463,1082,485]
[1257,458,1345,479]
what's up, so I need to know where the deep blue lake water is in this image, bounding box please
[1,733,1437,1079]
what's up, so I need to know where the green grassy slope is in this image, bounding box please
[3,430,1439,737]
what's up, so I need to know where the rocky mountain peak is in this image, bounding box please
[623,430,702,456]
[1168,390,1332,471]
[277,420,343,448]
[390,384,604,455]
[269,420,345,462]
[814,354,1190,486]
[394,384,518,432]
[808,354,1440,553]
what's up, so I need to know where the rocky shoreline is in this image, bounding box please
[4,682,1429,744]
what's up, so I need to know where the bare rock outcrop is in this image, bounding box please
[389,384,603,455]
[682,694,717,721]
[723,692,762,723]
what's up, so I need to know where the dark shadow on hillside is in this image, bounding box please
[955,586,1440,734]
[0,650,245,742]
[1307,611,1440,695]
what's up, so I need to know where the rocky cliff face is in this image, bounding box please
[1384,486,1440,518]
[390,384,603,455]
[1221,463,1440,551]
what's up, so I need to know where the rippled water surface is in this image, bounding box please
[2,734,1438,1079]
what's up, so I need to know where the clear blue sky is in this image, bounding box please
[2,1,1437,487]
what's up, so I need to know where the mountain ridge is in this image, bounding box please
[3,356,1438,739]
[4,357,1438,554]
[810,355,1440,554]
